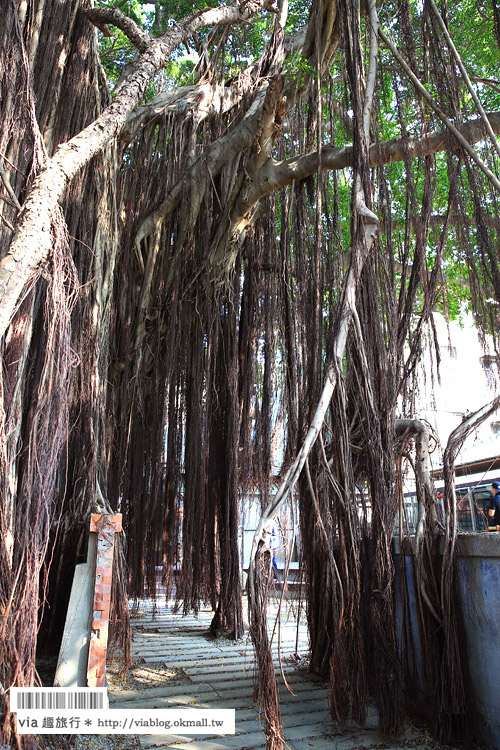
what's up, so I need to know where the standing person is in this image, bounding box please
[271,527,279,582]
[488,481,500,531]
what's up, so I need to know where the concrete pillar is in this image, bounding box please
[54,533,97,687]
[86,513,122,688]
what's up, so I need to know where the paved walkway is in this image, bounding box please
[108,596,433,750]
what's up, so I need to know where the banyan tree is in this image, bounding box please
[1,0,500,746]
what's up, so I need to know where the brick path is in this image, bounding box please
[108,597,436,750]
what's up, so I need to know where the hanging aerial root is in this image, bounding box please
[437,398,500,744]
[0,207,78,749]
[249,542,284,750]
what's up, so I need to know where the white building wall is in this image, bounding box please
[415,312,500,466]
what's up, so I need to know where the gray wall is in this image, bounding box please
[456,534,500,747]
[394,533,500,748]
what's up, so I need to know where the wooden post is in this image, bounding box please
[87,513,122,688]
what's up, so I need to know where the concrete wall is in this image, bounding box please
[394,533,500,748]
[54,533,96,687]
[455,534,500,747]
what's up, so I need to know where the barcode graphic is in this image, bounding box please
[11,689,106,711]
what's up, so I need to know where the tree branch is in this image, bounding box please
[379,27,500,195]
[427,0,500,162]
[131,108,500,274]
[132,89,267,252]
[248,111,500,202]
[86,7,152,52]
[0,0,271,340]
[121,16,307,146]
[122,82,243,144]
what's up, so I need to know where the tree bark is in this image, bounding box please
[0,0,271,340]
[249,112,500,202]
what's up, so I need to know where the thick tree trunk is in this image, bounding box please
[0,0,270,340]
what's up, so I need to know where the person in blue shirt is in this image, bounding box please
[270,528,279,582]
[488,481,500,531]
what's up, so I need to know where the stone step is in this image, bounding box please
[110,676,327,705]
[132,653,252,666]
[131,649,306,665]
[109,683,215,703]
[132,640,307,651]
[137,717,342,749]
[131,622,307,634]
[131,637,308,651]
[111,694,328,717]
[109,601,395,750]
[131,637,307,650]
[111,690,222,710]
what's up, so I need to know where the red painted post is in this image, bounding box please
[87,513,122,688]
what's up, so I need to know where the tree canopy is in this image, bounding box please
[1,0,500,747]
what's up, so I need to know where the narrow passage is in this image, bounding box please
[109,597,444,750]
